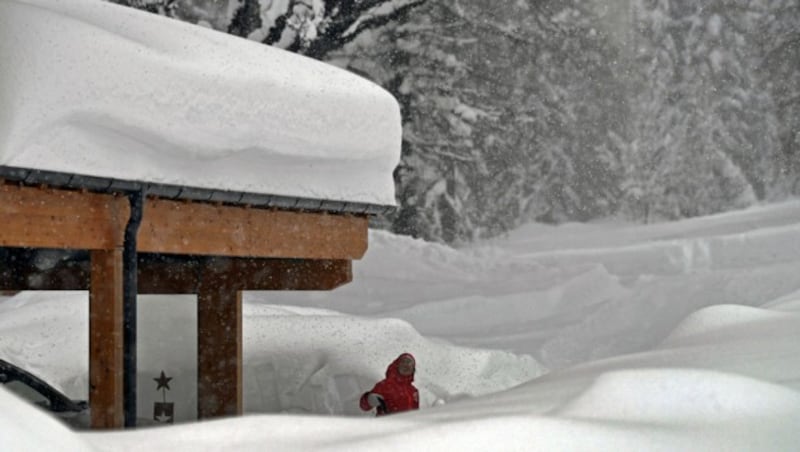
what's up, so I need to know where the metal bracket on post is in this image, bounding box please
[123,188,144,428]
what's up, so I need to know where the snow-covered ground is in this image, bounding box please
[2,199,800,451]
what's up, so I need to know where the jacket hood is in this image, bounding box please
[385,352,415,383]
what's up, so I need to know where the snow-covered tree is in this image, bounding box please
[337,0,626,242]
[624,0,779,221]
[108,0,178,16]
[755,0,800,196]
[511,0,627,224]
[112,0,427,60]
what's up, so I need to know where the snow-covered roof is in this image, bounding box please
[0,0,401,208]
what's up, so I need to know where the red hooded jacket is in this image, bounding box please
[359,353,419,416]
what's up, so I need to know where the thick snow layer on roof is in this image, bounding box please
[0,0,401,205]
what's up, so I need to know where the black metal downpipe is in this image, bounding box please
[123,188,144,428]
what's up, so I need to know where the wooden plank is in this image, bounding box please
[248,258,353,290]
[0,253,351,292]
[89,249,124,429]
[137,198,368,260]
[0,184,127,250]
[136,256,200,294]
[197,262,242,419]
[137,257,352,292]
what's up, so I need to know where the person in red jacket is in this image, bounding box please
[360,353,419,416]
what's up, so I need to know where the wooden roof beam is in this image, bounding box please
[0,183,368,260]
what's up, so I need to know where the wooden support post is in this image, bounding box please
[89,249,124,429]
[197,259,242,419]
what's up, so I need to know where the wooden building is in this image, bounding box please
[0,0,400,430]
[0,167,390,428]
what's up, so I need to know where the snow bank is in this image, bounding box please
[85,369,800,452]
[0,0,401,205]
[0,387,93,452]
[242,303,543,415]
[0,291,89,397]
[4,196,800,450]
[558,368,800,424]
[493,199,800,254]
[380,265,626,340]
[550,369,800,451]
[0,292,543,423]
[762,289,800,312]
[506,222,800,278]
[662,304,796,344]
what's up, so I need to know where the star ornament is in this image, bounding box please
[154,371,172,391]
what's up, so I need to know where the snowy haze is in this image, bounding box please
[1,0,800,450]
[2,200,800,451]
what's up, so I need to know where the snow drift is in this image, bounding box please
[3,200,800,451]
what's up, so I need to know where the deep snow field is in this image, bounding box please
[3,0,800,450]
[2,199,800,451]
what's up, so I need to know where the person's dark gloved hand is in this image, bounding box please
[366,392,385,409]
